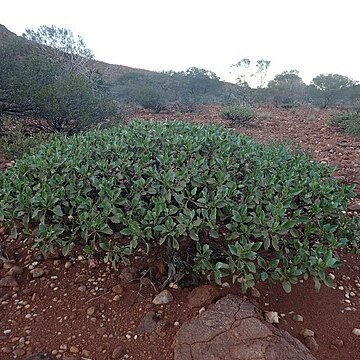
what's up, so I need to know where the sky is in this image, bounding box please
[1,0,359,85]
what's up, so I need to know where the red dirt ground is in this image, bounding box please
[1,106,360,360]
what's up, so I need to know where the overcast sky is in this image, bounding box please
[1,0,359,84]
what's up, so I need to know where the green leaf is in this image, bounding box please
[282,280,292,293]
[11,226,18,239]
[101,225,114,235]
[120,228,132,236]
[261,272,268,281]
[209,230,219,238]
[189,231,199,241]
[109,215,122,224]
[154,225,164,232]
[51,205,63,217]
[246,262,256,273]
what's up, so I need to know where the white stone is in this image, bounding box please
[152,290,174,305]
[265,311,280,324]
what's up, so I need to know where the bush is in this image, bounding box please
[329,111,360,136]
[131,87,166,113]
[0,132,53,160]
[0,121,359,292]
[220,105,256,124]
[0,37,116,134]
[0,116,54,159]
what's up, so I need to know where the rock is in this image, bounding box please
[303,337,319,352]
[0,276,18,287]
[64,261,72,269]
[112,284,124,295]
[152,289,173,305]
[299,328,315,338]
[187,285,221,308]
[74,274,89,284]
[7,265,23,276]
[31,268,44,278]
[2,346,12,353]
[120,267,137,283]
[293,314,304,322]
[174,294,316,360]
[265,311,280,324]
[331,338,344,348]
[352,328,360,336]
[3,262,14,270]
[250,287,261,298]
[112,345,124,359]
[82,350,91,357]
[13,348,26,357]
[136,311,159,334]
[86,306,96,316]
[69,346,79,353]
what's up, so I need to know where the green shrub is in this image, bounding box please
[131,87,166,113]
[0,121,359,292]
[220,105,256,124]
[0,116,54,160]
[329,111,360,136]
[0,131,54,160]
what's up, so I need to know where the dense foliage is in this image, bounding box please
[220,105,256,124]
[0,31,116,134]
[329,111,360,136]
[112,67,223,110]
[0,116,54,159]
[0,121,359,291]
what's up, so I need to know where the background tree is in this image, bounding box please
[231,58,271,88]
[23,25,103,91]
[267,70,306,107]
[113,67,223,111]
[311,73,357,108]
[230,58,271,105]
[0,28,116,133]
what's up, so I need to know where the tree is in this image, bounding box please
[230,58,271,105]
[183,67,221,102]
[256,60,271,88]
[113,67,223,110]
[0,38,38,116]
[22,25,102,90]
[231,58,271,88]
[311,74,357,108]
[0,32,116,133]
[267,70,306,107]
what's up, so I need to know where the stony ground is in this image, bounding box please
[1,106,360,360]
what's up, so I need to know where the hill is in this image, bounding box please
[0,24,154,82]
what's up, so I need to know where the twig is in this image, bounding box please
[85,290,110,303]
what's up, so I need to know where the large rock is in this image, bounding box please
[0,275,18,287]
[187,285,221,308]
[173,294,316,360]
